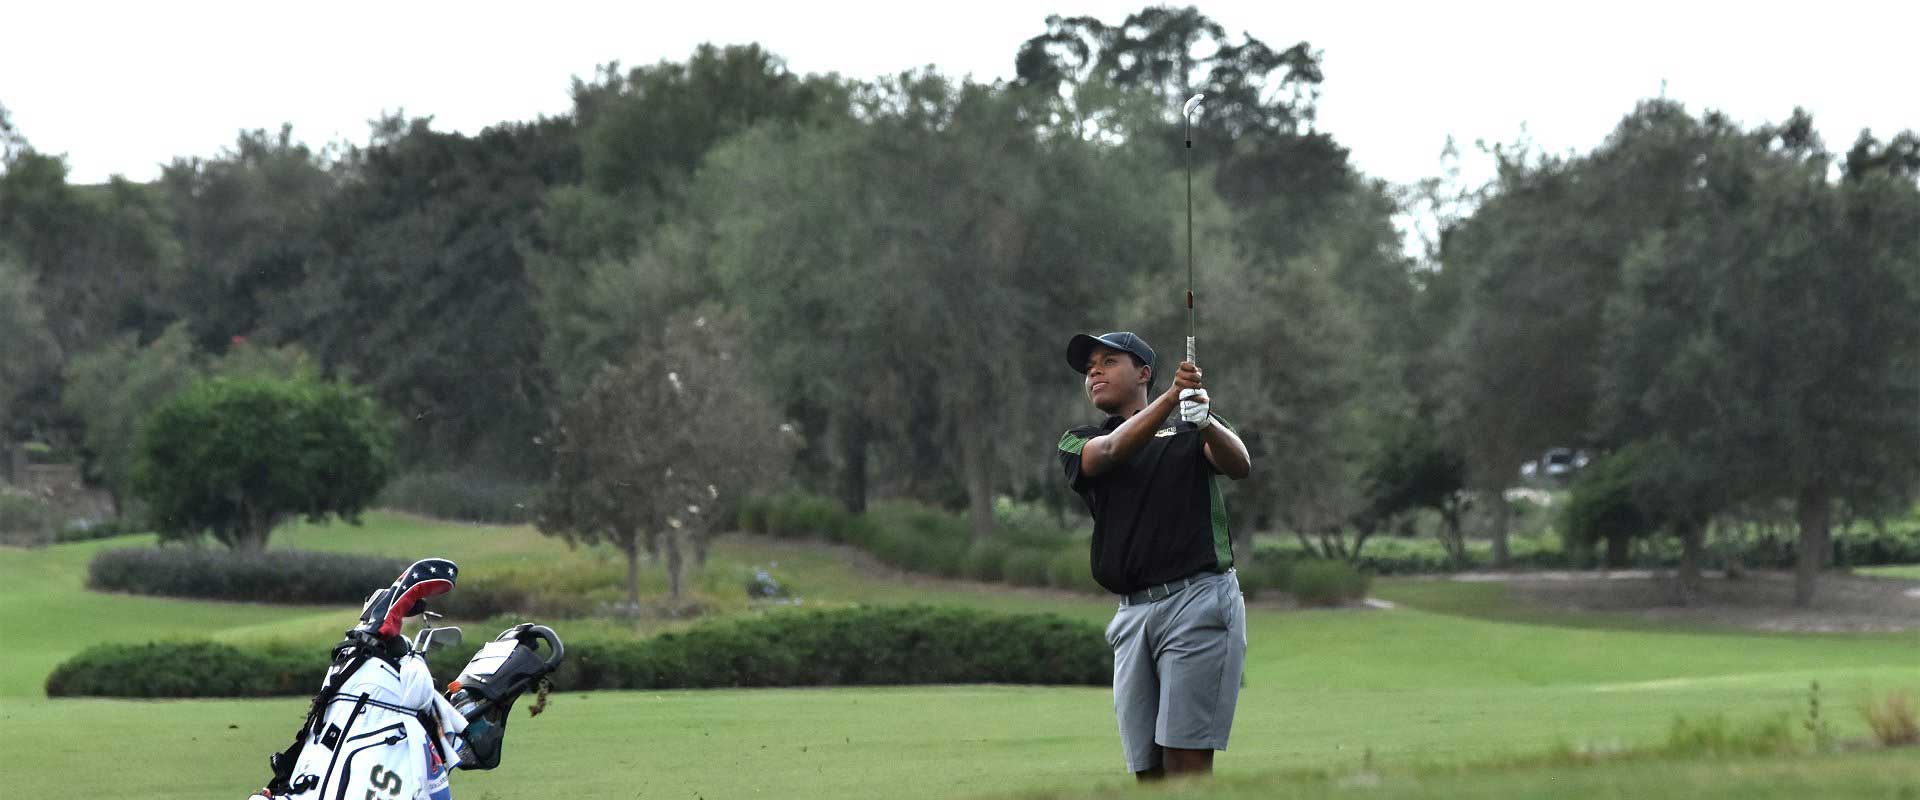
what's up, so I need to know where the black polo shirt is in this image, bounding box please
[1058,414,1235,595]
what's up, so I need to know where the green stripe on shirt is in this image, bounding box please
[1058,431,1091,454]
[1208,474,1234,570]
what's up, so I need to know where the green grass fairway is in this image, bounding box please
[6,513,1920,798]
[1018,749,1920,799]
[1860,564,1920,580]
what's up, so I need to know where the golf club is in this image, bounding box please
[1183,93,1204,369]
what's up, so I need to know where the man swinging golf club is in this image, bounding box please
[1059,331,1251,780]
[1057,93,1252,781]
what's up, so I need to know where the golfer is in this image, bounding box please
[1057,331,1251,780]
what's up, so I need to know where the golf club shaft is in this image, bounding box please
[1183,95,1201,368]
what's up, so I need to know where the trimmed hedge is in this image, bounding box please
[88,547,407,603]
[86,546,598,617]
[47,641,321,697]
[47,605,1109,697]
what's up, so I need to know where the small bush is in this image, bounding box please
[736,495,771,534]
[761,491,852,540]
[862,501,970,577]
[1663,713,1798,757]
[49,606,1111,697]
[1045,546,1101,594]
[1863,691,1920,747]
[1235,557,1294,600]
[89,547,408,604]
[55,516,146,543]
[962,538,1012,582]
[378,470,536,524]
[1288,559,1371,607]
[1003,548,1056,588]
[0,488,55,545]
[992,497,1078,549]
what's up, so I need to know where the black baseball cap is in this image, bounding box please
[1067,332,1156,374]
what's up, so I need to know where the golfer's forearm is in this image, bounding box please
[1202,423,1251,479]
[1082,393,1179,476]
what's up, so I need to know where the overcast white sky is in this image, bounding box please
[5,0,1915,190]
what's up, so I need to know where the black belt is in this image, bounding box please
[1119,569,1227,607]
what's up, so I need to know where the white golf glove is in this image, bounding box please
[1179,388,1212,430]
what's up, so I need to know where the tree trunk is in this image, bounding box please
[1487,488,1511,568]
[1604,532,1631,569]
[1439,503,1466,567]
[665,529,685,602]
[1676,519,1704,605]
[959,427,994,541]
[234,503,270,552]
[838,413,869,514]
[623,536,642,609]
[1350,516,1378,564]
[789,398,833,495]
[1794,489,1831,608]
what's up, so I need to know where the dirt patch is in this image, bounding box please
[1479,569,1920,633]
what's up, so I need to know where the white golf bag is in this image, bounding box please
[252,559,462,800]
[249,559,564,800]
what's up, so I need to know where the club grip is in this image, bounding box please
[1185,336,1195,366]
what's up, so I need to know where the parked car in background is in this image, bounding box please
[1520,447,1591,485]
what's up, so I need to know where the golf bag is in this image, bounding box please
[252,559,466,800]
[445,623,566,771]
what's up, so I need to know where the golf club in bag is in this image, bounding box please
[444,623,566,771]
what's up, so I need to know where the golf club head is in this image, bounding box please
[1182,94,1205,118]
[413,625,463,654]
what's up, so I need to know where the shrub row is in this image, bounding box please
[377,469,537,524]
[740,493,1103,594]
[47,641,321,697]
[1250,521,1920,576]
[47,605,1109,697]
[55,517,148,543]
[89,547,408,604]
[86,545,602,617]
[558,605,1108,689]
[1232,557,1371,605]
[742,491,1377,602]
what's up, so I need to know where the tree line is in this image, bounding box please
[2,5,1915,605]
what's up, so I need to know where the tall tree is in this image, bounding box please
[0,148,180,449]
[1443,101,1714,534]
[290,115,579,476]
[1014,5,1322,145]
[533,46,852,496]
[1599,116,1920,605]
[701,73,1167,535]
[159,125,337,352]
[61,323,202,511]
[0,254,58,444]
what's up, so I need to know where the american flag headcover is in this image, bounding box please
[357,557,459,638]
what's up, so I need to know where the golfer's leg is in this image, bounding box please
[1108,603,1162,778]
[1155,572,1247,775]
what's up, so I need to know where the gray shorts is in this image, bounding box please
[1105,570,1247,772]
